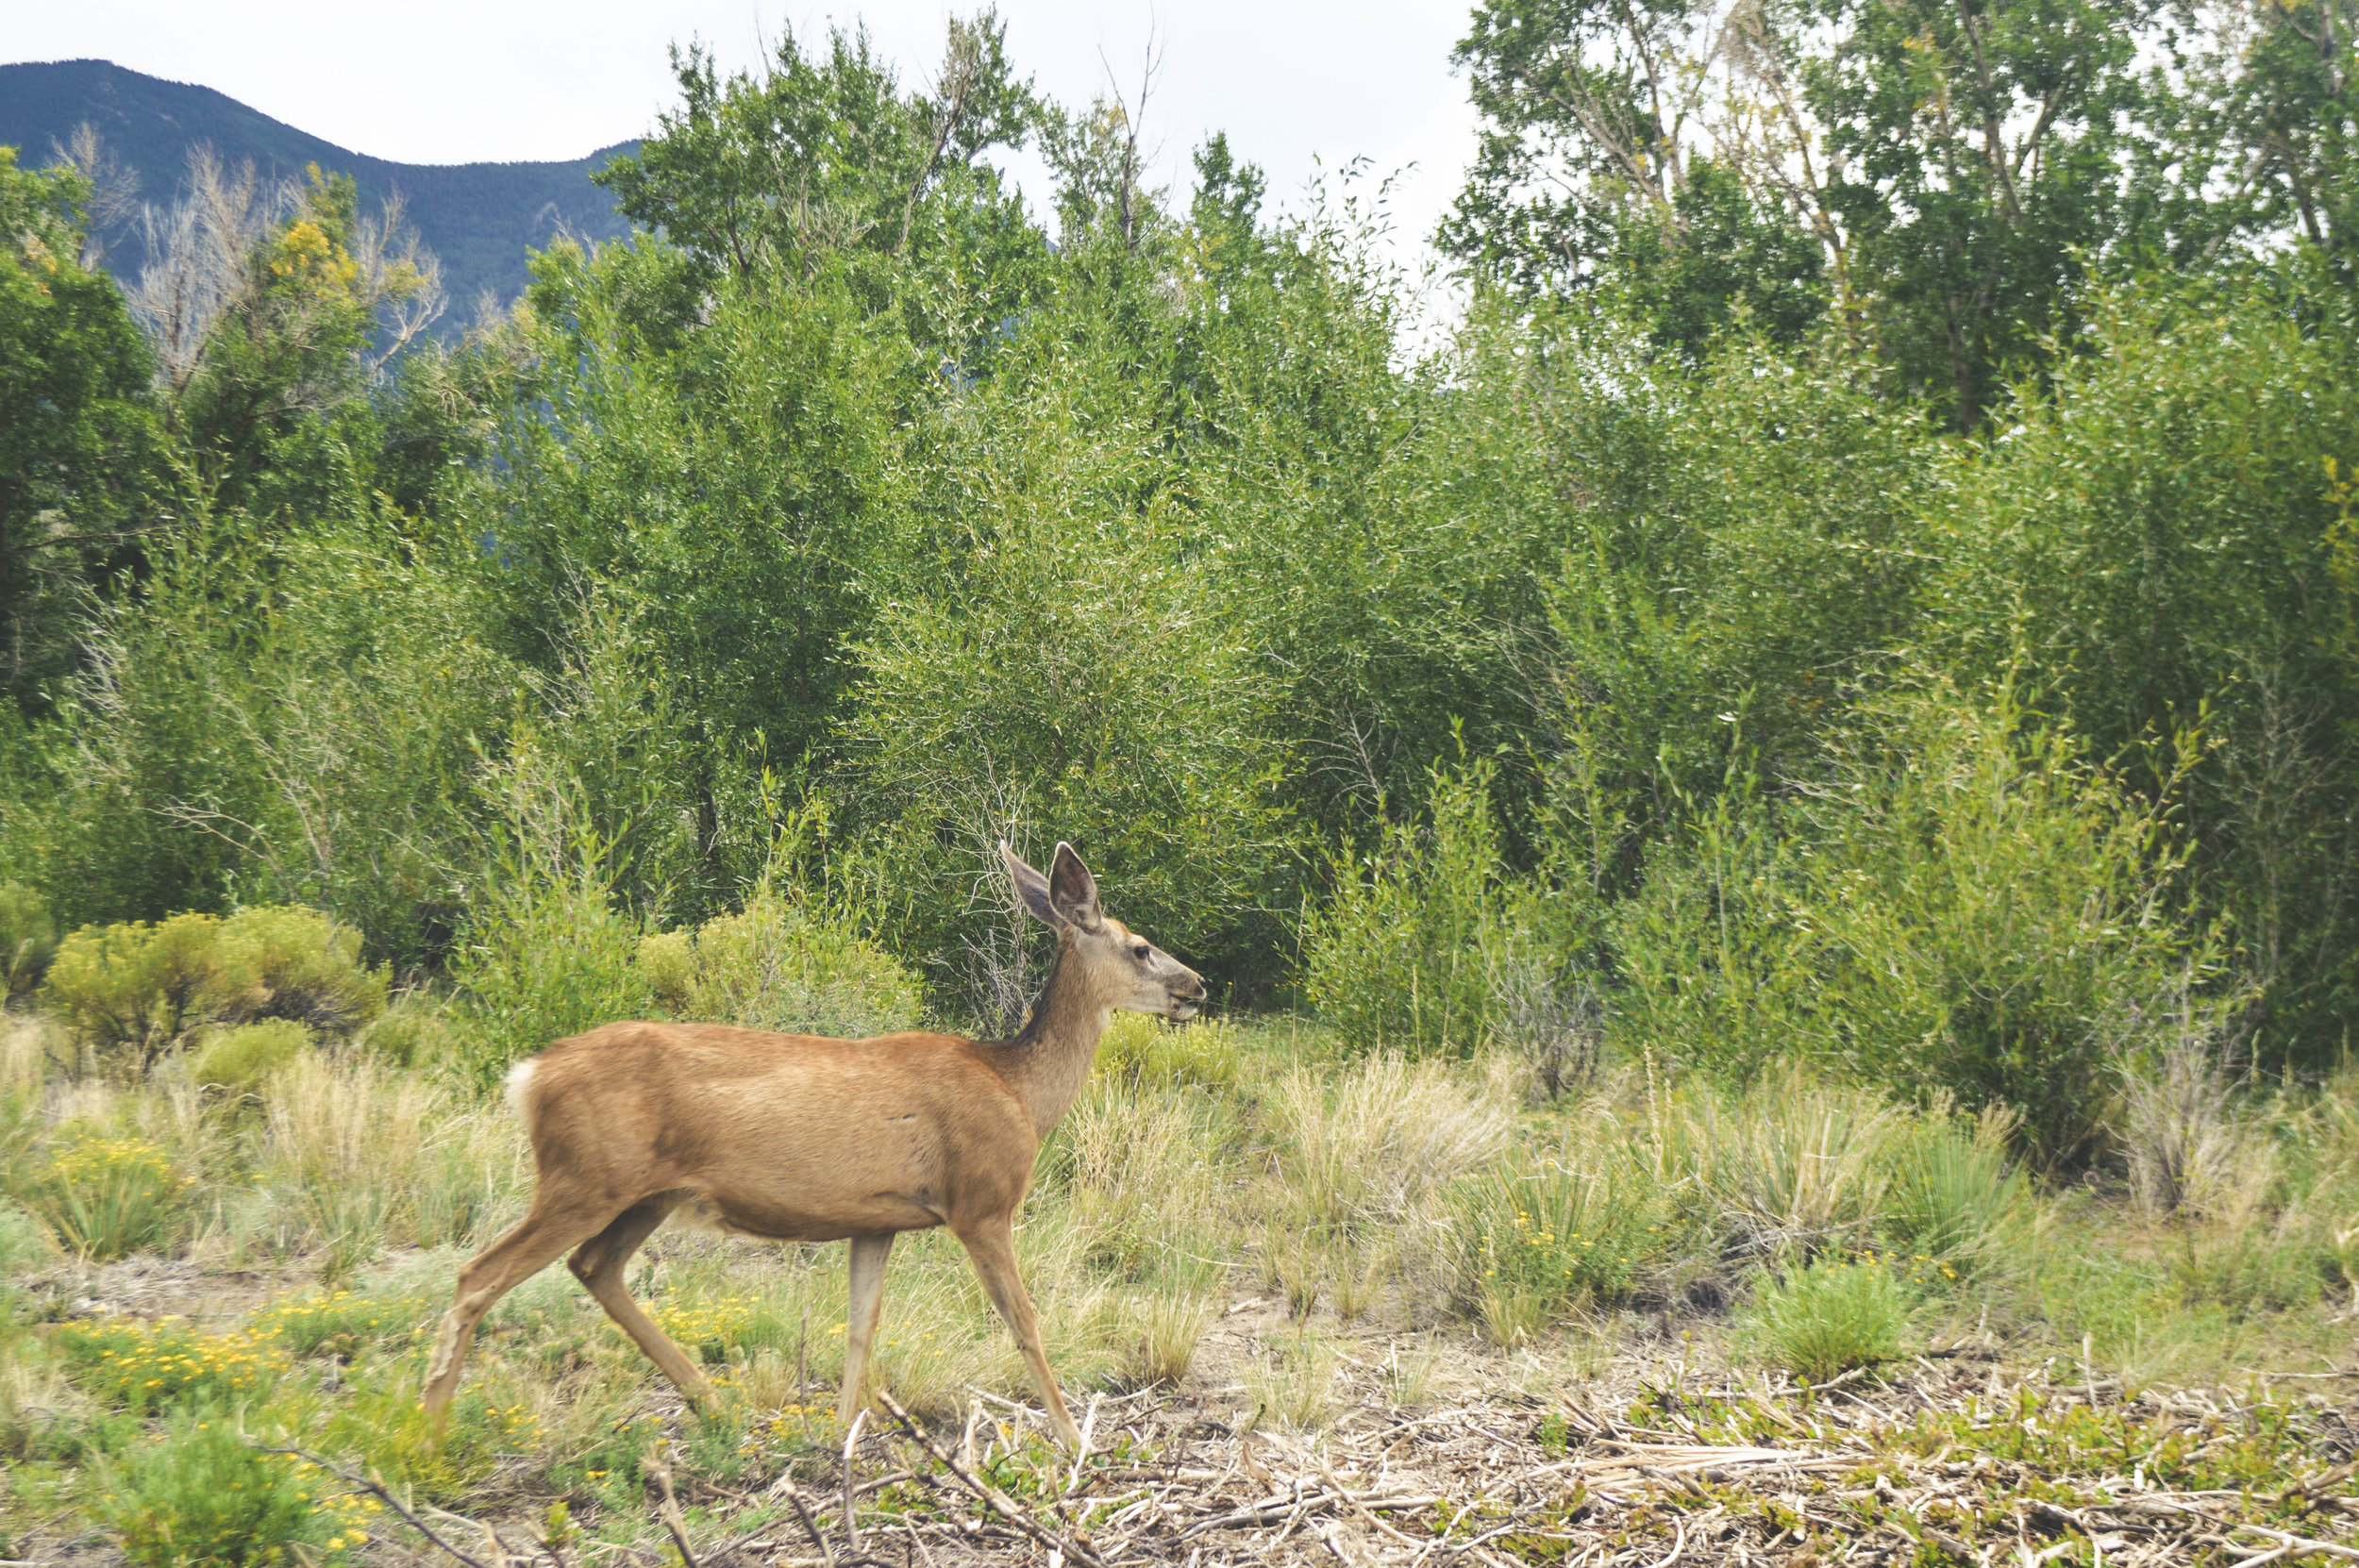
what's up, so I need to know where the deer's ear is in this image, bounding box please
[1002,842,1062,928]
[1049,842,1102,931]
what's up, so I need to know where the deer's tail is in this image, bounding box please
[504,1058,541,1129]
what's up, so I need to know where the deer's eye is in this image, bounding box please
[1132,943,1150,961]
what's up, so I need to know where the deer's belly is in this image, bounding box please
[676,1190,943,1243]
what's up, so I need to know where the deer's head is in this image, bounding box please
[1002,841,1207,1020]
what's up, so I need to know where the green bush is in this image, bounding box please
[0,881,56,999]
[40,907,382,1068]
[641,890,921,1038]
[211,906,387,1034]
[1302,758,1538,1058]
[1096,1012,1243,1091]
[190,1020,313,1093]
[1448,1148,1664,1338]
[24,1135,191,1260]
[92,1405,363,1568]
[356,992,455,1068]
[1743,1255,1910,1383]
[42,912,226,1066]
[1596,678,2217,1163]
[448,875,652,1093]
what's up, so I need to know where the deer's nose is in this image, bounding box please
[1180,971,1207,999]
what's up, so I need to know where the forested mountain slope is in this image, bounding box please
[0,58,632,308]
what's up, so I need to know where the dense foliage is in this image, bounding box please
[3,3,2354,1158]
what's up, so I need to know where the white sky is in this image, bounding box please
[7,1,1483,281]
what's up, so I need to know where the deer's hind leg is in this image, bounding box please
[567,1192,716,1406]
[426,1200,617,1417]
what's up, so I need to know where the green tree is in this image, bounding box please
[1444,0,2164,423]
[0,149,163,716]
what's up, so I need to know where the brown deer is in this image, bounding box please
[420,842,1203,1447]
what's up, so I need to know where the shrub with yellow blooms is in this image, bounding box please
[94,1404,378,1568]
[27,1136,191,1260]
[58,1317,288,1413]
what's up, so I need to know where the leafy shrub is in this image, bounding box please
[1600,679,2216,1164]
[57,1318,286,1411]
[1095,1013,1242,1091]
[190,1020,312,1093]
[210,906,387,1034]
[25,1136,191,1260]
[1301,758,1538,1058]
[40,908,381,1068]
[1449,1149,1663,1340]
[42,912,226,1066]
[93,1405,376,1568]
[640,891,921,1038]
[357,991,455,1068]
[448,874,652,1094]
[1743,1255,1909,1383]
[0,881,56,999]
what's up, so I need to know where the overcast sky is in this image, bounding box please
[8,1,1484,279]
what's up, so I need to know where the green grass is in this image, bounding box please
[1740,1253,1912,1382]
[0,1010,2350,1564]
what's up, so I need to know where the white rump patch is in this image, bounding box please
[503,1059,539,1124]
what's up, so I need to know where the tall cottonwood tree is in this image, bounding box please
[1445,0,2165,424]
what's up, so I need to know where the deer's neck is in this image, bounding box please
[986,940,1108,1137]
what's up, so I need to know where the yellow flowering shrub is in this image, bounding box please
[94,1407,379,1568]
[653,1294,756,1363]
[251,1289,431,1359]
[58,1317,288,1412]
[29,1137,192,1260]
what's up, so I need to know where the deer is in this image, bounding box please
[420,841,1204,1448]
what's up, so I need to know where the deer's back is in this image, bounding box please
[510,1021,1038,1239]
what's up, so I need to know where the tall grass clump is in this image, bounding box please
[1880,1098,2033,1277]
[1643,1069,1899,1259]
[1264,1055,1512,1236]
[1743,1254,1910,1382]
[1448,1143,1663,1343]
[23,1135,191,1260]
[2119,1022,2273,1220]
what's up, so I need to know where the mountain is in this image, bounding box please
[0,58,637,317]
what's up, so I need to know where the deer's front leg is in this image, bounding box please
[839,1232,895,1429]
[953,1218,1080,1448]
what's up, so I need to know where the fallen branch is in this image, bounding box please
[248,1445,489,1568]
[877,1391,1107,1568]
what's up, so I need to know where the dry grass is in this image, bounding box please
[0,1012,2352,1568]
[2121,1029,2281,1221]
[1263,1055,1514,1234]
